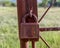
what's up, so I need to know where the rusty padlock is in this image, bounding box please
[20,13,39,41]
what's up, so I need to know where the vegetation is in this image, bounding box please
[0,7,60,48]
[38,0,60,7]
[0,0,16,7]
[0,0,60,7]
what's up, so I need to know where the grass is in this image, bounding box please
[0,7,60,48]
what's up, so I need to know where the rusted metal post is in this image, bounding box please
[20,40,29,48]
[32,41,35,48]
[17,0,38,48]
[17,0,28,48]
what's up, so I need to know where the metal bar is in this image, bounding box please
[39,36,50,48]
[17,0,28,48]
[32,41,35,48]
[33,0,38,16]
[25,0,33,13]
[25,0,29,13]
[38,5,52,23]
[38,0,56,23]
[31,0,37,48]
[20,40,29,48]
[39,27,60,31]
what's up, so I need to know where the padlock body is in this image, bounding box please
[20,23,39,41]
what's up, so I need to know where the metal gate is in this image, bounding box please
[17,0,60,48]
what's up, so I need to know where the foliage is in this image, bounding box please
[38,0,60,7]
[42,0,48,7]
[38,0,49,7]
[0,0,16,7]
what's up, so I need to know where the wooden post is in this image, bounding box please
[17,0,38,48]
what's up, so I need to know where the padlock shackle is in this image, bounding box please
[22,13,38,23]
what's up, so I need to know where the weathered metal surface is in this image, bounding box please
[20,7,39,40]
[20,23,39,40]
[17,0,28,48]
[32,41,35,48]
[17,0,38,48]
[39,27,60,31]
[17,0,59,48]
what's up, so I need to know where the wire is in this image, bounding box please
[38,0,56,23]
[39,35,50,48]
[38,4,52,23]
